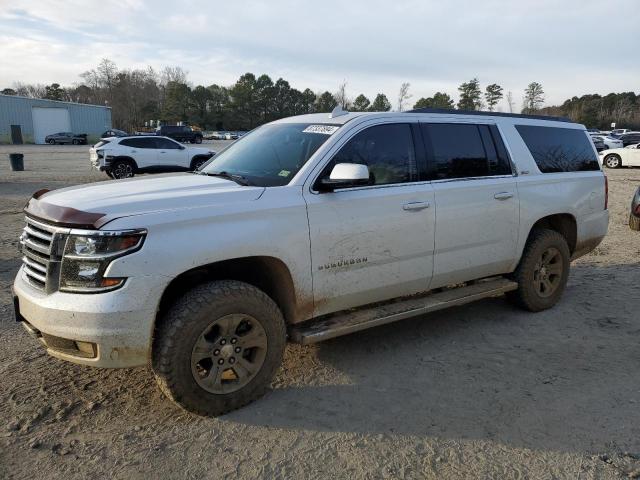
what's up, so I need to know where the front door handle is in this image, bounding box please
[403,201,430,211]
[494,192,514,201]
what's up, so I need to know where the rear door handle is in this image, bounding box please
[403,201,430,211]
[494,192,514,201]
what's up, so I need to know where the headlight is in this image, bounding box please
[59,230,146,293]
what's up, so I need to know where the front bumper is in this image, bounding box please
[13,268,161,368]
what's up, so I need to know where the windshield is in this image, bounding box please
[201,123,339,186]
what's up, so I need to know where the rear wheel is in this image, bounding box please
[48,139,56,145]
[604,154,621,168]
[508,229,570,312]
[111,159,135,179]
[152,280,286,416]
[195,136,202,144]
[72,139,79,145]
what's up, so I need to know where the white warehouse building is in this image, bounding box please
[0,94,112,145]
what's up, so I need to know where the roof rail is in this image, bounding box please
[405,108,572,123]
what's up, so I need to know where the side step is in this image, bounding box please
[289,277,518,344]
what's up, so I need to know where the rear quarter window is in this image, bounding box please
[515,125,600,173]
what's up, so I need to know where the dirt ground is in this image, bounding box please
[1,144,639,479]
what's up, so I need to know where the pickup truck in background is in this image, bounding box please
[156,125,203,144]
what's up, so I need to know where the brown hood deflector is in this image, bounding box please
[24,191,107,229]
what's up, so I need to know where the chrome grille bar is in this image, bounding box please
[20,216,66,292]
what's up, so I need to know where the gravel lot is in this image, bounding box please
[1,144,639,479]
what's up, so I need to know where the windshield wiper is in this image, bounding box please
[202,171,252,186]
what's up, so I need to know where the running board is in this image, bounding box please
[289,278,518,344]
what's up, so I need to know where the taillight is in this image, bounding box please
[604,175,608,210]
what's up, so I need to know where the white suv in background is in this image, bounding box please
[90,136,215,179]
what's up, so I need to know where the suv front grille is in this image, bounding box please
[20,217,65,293]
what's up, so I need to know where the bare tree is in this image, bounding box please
[506,91,515,113]
[397,82,412,112]
[333,80,349,109]
[12,82,46,98]
[160,66,188,86]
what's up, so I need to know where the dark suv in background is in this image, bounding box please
[156,125,203,144]
[619,132,640,147]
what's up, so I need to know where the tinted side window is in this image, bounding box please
[119,138,139,148]
[138,138,157,149]
[156,138,181,149]
[330,124,417,185]
[422,123,489,179]
[515,125,600,173]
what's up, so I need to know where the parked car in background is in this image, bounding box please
[610,128,633,137]
[90,135,215,179]
[590,133,623,150]
[618,132,640,147]
[156,125,203,144]
[601,135,624,150]
[600,143,640,168]
[224,132,239,140]
[101,129,128,138]
[45,132,87,145]
[209,131,226,140]
[15,108,608,416]
[586,128,601,134]
[630,186,640,231]
[591,136,605,152]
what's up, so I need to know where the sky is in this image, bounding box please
[0,0,638,110]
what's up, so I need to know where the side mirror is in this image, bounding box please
[180,145,186,150]
[318,163,370,192]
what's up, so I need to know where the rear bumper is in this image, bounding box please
[13,268,159,368]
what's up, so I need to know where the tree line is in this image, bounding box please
[1,58,638,131]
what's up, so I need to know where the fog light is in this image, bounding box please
[74,341,97,357]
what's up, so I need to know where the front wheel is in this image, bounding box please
[72,139,79,145]
[508,229,570,312]
[47,139,56,145]
[195,136,202,144]
[152,280,286,416]
[604,154,621,169]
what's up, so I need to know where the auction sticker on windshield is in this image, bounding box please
[303,125,340,135]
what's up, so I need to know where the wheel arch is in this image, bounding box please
[527,213,577,255]
[190,154,211,170]
[155,255,299,327]
[112,156,139,171]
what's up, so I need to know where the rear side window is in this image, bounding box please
[421,123,512,180]
[329,123,417,185]
[515,125,600,173]
[120,137,156,148]
[156,137,181,149]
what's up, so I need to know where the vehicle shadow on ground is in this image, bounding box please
[227,263,640,453]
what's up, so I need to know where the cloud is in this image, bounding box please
[0,0,638,107]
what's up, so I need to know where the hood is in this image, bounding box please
[25,173,264,229]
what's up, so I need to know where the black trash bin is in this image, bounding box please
[9,153,24,171]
